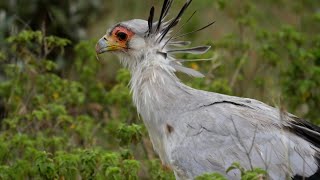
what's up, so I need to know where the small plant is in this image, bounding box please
[226,162,267,180]
[195,173,228,180]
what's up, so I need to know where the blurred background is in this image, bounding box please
[0,0,319,179]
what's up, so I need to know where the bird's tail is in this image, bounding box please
[292,156,320,180]
[289,117,320,180]
[288,117,320,148]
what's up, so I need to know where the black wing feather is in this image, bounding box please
[288,117,320,148]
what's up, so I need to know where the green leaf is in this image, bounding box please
[196,173,228,180]
[226,162,245,175]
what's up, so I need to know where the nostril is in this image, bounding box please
[103,37,107,41]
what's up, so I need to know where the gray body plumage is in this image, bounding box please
[128,53,319,179]
[96,1,320,179]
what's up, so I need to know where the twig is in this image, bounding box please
[230,52,248,88]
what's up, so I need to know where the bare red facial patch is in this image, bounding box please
[111,26,135,42]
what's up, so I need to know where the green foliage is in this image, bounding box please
[0,29,146,179]
[54,152,79,179]
[0,0,319,179]
[0,0,104,42]
[148,159,175,180]
[189,78,233,95]
[36,151,57,179]
[195,162,267,180]
[116,123,143,146]
[195,173,227,180]
[226,162,267,180]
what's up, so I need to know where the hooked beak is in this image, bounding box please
[95,36,120,54]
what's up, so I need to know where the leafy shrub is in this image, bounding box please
[0,0,319,179]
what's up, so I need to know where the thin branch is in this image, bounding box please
[230,52,248,88]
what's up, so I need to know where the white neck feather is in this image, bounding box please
[120,51,192,163]
[121,52,196,164]
[127,52,183,120]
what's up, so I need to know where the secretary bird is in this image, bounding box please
[95,0,320,179]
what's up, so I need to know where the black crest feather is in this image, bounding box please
[158,0,193,42]
[147,6,155,36]
[157,0,173,32]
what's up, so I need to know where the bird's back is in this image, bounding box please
[163,88,320,179]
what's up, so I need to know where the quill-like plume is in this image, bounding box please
[147,6,155,36]
[156,0,173,32]
[158,0,193,42]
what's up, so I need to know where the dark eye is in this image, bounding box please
[116,32,128,41]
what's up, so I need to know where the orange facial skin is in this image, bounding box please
[107,26,135,50]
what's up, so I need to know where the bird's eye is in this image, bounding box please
[116,32,128,41]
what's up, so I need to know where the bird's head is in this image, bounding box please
[96,0,214,76]
[95,19,150,56]
[96,19,154,63]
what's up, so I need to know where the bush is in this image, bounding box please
[0,0,319,179]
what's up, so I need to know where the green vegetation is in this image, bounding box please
[0,0,319,179]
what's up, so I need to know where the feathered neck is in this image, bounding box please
[124,52,195,164]
[125,52,184,116]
